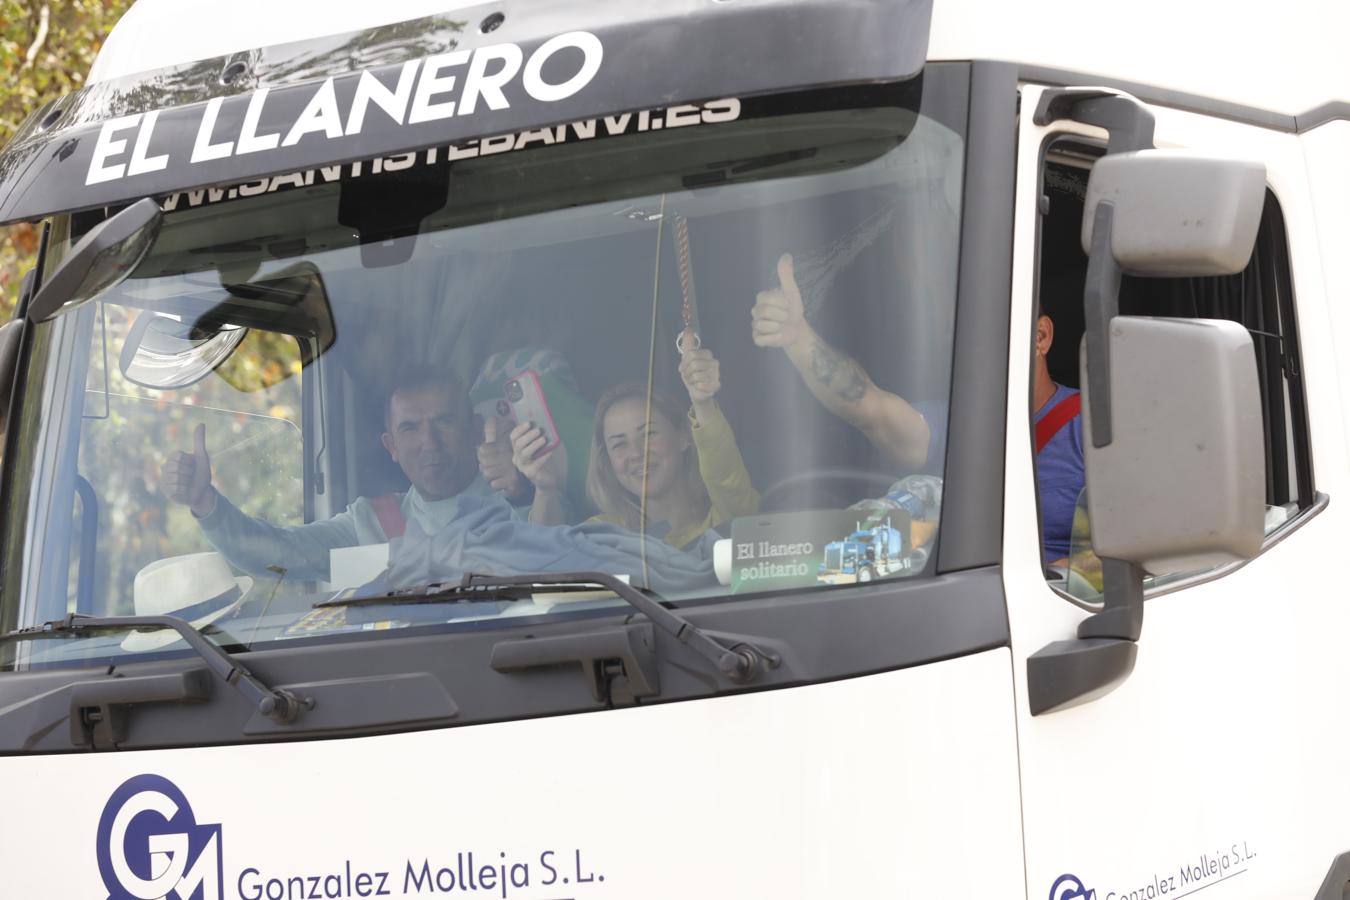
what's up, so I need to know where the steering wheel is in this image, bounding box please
[759,467,901,512]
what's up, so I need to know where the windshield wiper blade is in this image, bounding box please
[317,571,779,683]
[313,580,544,609]
[0,613,310,724]
[463,571,779,684]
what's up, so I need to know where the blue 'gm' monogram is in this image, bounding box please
[97,774,223,900]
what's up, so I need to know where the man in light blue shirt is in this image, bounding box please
[159,368,517,582]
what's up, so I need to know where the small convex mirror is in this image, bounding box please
[119,313,247,390]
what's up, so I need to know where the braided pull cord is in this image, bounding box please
[673,215,700,355]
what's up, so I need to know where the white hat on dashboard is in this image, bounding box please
[121,551,252,652]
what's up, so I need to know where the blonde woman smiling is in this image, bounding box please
[511,346,758,551]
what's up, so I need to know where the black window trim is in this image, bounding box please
[935,60,1018,573]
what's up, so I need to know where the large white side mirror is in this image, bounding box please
[1081,317,1265,574]
[1082,150,1265,277]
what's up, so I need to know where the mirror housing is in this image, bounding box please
[119,315,248,390]
[1082,150,1266,277]
[1081,317,1265,574]
[29,198,162,321]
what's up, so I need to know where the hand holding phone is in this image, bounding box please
[504,369,561,458]
[510,420,568,493]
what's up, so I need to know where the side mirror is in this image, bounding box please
[29,198,162,322]
[1028,109,1269,715]
[1082,150,1265,277]
[1081,317,1265,574]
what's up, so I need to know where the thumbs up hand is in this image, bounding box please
[477,414,526,500]
[160,423,216,517]
[751,253,809,351]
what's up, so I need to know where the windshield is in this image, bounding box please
[0,68,966,667]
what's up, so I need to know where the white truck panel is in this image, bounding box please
[3,650,1025,899]
[930,0,1350,117]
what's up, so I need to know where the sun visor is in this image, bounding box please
[0,0,932,226]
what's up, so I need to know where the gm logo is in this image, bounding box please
[97,774,222,900]
[1049,874,1097,900]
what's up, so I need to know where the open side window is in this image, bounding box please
[1035,146,1312,603]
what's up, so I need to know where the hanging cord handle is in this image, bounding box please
[673,215,701,355]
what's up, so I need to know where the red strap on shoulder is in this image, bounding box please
[370,494,406,539]
[1035,392,1082,454]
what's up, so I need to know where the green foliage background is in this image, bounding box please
[0,0,133,316]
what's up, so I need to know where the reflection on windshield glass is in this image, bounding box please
[3,72,966,666]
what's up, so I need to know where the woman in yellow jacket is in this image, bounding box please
[509,344,759,551]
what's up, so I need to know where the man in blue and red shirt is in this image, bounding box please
[1031,313,1084,566]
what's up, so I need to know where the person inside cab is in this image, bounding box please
[159,366,520,582]
[751,252,944,547]
[751,255,1088,561]
[751,253,938,471]
[1030,311,1085,568]
[518,340,758,553]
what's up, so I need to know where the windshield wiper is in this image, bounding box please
[321,571,779,684]
[0,613,311,724]
[314,579,544,608]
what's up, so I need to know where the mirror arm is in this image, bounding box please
[1032,89,1156,153]
[1082,201,1121,448]
[1077,559,1144,642]
[1028,553,1145,715]
[1077,185,1148,646]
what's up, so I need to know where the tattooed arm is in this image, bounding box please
[785,329,931,469]
[752,253,932,470]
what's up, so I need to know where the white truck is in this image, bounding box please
[0,0,1347,897]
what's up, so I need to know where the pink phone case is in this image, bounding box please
[504,369,561,457]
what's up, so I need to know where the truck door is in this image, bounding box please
[1007,84,1349,898]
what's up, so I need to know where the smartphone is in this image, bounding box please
[504,368,561,458]
[473,393,515,442]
